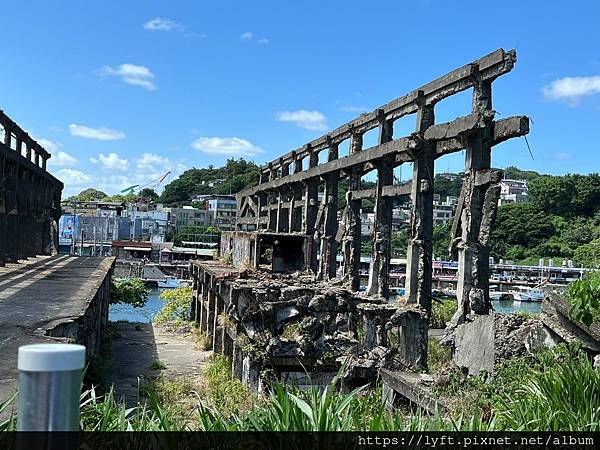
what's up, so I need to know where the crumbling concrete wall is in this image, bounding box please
[190,260,428,391]
[541,291,600,353]
[453,313,557,375]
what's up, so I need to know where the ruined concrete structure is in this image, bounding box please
[191,49,529,390]
[190,259,428,391]
[0,110,63,266]
[236,48,528,320]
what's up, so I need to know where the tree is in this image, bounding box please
[67,188,108,202]
[110,279,150,307]
[503,166,541,183]
[139,188,159,202]
[158,158,260,205]
[434,174,463,198]
[528,175,577,217]
[573,240,600,269]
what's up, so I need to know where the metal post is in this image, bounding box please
[17,343,85,431]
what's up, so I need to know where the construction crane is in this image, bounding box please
[121,171,172,196]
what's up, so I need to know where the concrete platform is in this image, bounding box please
[109,322,211,406]
[0,255,115,411]
[380,368,446,414]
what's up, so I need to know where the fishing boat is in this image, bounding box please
[157,276,181,289]
[490,291,514,302]
[509,286,544,302]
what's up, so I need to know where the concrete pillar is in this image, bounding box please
[207,288,216,340]
[256,192,267,230]
[222,329,234,358]
[0,150,5,266]
[344,130,363,291]
[320,140,339,280]
[232,343,244,380]
[288,154,304,232]
[267,192,277,231]
[367,113,394,298]
[303,145,319,273]
[3,125,11,146]
[212,294,223,352]
[456,80,494,319]
[405,101,435,315]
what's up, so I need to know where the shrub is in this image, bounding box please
[155,286,193,323]
[110,278,150,307]
[430,299,457,328]
[427,337,452,373]
[203,355,251,415]
[497,350,600,430]
[567,271,600,326]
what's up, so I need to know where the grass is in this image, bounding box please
[430,298,457,329]
[427,337,452,372]
[281,322,302,340]
[1,343,598,431]
[150,360,167,370]
[203,355,252,415]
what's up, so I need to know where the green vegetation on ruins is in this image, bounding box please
[567,271,600,326]
[2,342,596,431]
[109,279,150,308]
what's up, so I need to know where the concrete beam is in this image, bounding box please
[240,114,527,197]
[258,49,516,171]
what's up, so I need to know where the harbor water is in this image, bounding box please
[110,288,541,324]
[109,288,164,323]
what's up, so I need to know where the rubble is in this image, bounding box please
[453,313,558,375]
[540,291,600,353]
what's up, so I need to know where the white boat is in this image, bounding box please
[509,286,544,302]
[490,291,513,301]
[157,276,181,289]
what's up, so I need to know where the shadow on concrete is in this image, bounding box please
[108,322,161,406]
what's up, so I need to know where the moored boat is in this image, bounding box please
[509,286,544,302]
[157,276,181,289]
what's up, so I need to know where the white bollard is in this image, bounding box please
[17,343,86,431]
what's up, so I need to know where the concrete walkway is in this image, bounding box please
[0,255,114,409]
[109,322,211,405]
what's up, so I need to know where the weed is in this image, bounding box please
[281,322,302,340]
[150,360,167,371]
[427,337,452,373]
[430,299,457,329]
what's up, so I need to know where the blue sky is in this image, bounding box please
[1,0,599,196]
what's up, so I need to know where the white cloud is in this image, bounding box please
[241,32,269,44]
[143,17,183,32]
[191,137,263,156]
[339,105,369,113]
[541,75,600,103]
[37,138,62,153]
[99,63,156,90]
[55,168,93,185]
[556,152,571,161]
[90,152,129,171]
[137,152,170,171]
[69,124,126,140]
[275,109,328,131]
[36,137,78,167]
[48,151,78,167]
